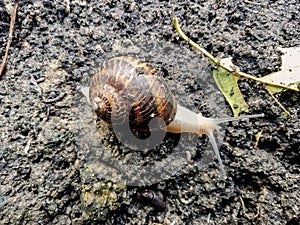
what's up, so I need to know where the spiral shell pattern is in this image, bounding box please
[89,56,177,131]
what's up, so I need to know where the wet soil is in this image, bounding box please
[0,0,299,224]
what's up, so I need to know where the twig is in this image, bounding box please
[42,92,66,103]
[173,16,217,65]
[265,86,290,116]
[240,196,259,220]
[254,129,263,148]
[244,0,261,5]
[173,16,299,92]
[0,1,19,77]
[257,187,267,225]
[239,188,267,223]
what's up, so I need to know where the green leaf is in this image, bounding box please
[3,0,14,15]
[265,85,283,94]
[212,58,249,116]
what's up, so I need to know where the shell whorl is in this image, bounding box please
[89,56,177,131]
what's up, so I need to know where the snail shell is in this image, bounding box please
[89,56,176,131]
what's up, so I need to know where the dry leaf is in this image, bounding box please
[261,47,300,93]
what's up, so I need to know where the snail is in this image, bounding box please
[89,56,264,176]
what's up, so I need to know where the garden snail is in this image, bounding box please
[89,56,264,176]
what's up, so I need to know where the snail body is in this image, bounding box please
[89,56,263,176]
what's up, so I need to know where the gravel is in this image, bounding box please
[0,0,299,224]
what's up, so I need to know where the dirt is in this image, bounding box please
[0,0,299,224]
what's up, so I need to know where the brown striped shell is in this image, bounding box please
[89,56,177,131]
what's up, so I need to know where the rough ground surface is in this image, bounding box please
[0,0,299,224]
